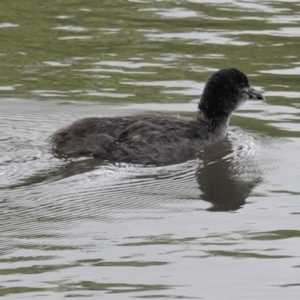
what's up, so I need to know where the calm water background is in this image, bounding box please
[1,0,300,299]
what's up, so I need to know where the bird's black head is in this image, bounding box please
[199,68,264,121]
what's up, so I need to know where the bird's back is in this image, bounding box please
[51,114,209,165]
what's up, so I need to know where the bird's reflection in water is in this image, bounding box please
[13,131,262,215]
[52,133,262,213]
[197,133,262,212]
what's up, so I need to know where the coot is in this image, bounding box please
[51,68,264,165]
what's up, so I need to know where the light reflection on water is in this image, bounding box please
[1,0,300,299]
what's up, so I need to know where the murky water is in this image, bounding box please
[1,0,300,299]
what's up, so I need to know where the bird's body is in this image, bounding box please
[51,112,228,165]
[51,68,264,165]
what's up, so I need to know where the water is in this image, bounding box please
[1,0,300,299]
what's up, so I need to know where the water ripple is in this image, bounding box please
[1,0,300,299]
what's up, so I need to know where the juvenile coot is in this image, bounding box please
[51,68,264,165]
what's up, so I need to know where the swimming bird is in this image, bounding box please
[51,68,264,165]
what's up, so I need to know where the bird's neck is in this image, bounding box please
[198,101,229,129]
[197,102,230,144]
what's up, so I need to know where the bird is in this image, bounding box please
[50,68,264,165]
